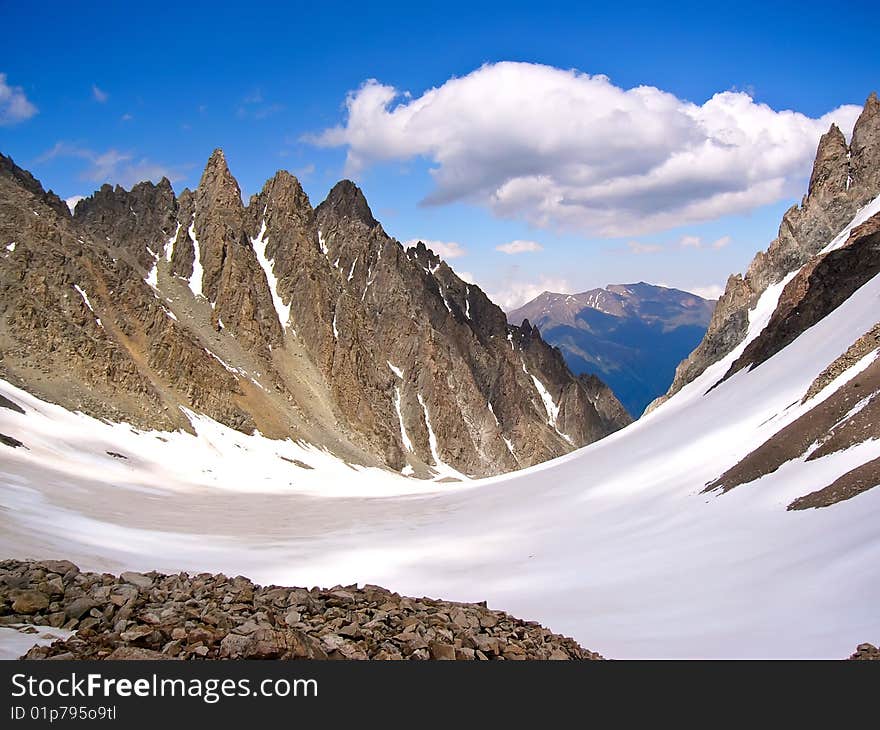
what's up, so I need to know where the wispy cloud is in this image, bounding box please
[36,141,187,189]
[0,73,38,125]
[403,239,467,259]
[626,240,663,254]
[677,234,732,250]
[237,89,283,120]
[92,84,108,103]
[496,239,544,255]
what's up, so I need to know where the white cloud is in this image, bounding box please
[37,142,185,189]
[677,234,732,250]
[121,113,133,122]
[489,276,572,312]
[626,240,663,254]
[403,239,466,259]
[65,195,85,214]
[690,284,724,300]
[92,84,108,103]
[0,73,37,125]
[308,62,861,236]
[496,239,544,255]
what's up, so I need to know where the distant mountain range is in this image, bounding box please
[507,283,716,417]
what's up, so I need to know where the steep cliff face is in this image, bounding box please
[654,93,880,408]
[0,152,629,479]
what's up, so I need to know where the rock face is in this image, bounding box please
[0,560,602,660]
[703,212,880,509]
[0,151,628,478]
[849,643,880,660]
[509,283,714,417]
[655,93,880,408]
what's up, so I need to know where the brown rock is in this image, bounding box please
[429,641,456,660]
[10,590,50,614]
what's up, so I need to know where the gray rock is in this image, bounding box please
[64,597,97,620]
[120,572,153,590]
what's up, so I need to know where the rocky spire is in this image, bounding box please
[849,91,880,203]
[808,124,849,197]
[316,179,378,228]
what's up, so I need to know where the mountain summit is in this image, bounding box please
[0,151,630,479]
[508,283,714,416]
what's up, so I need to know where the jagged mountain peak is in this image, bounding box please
[0,152,69,218]
[317,179,378,228]
[809,123,850,197]
[197,147,242,206]
[850,90,880,198]
[407,240,445,271]
[0,150,630,479]
[254,168,312,216]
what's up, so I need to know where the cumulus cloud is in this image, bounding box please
[37,142,185,189]
[403,239,466,259]
[65,195,85,214]
[489,276,572,312]
[0,73,38,125]
[92,84,108,103]
[678,234,732,249]
[307,62,862,236]
[496,239,544,254]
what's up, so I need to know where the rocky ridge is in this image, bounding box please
[703,211,880,509]
[0,151,629,478]
[653,92,880,409]
[0,560,601,661]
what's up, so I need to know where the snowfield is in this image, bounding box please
[2,250,879,659]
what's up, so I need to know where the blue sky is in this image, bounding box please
[2,1,878,308]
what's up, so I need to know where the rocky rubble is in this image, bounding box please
[0,560,601,661]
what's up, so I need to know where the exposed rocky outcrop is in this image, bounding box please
[654,93,880,408]
[803,322,880,402]
[788,457,880,511]
[0,560,601,660]
[849,643,880,660]
[720,213,880,382]
[0,151,628,478]
[705,351,880,503]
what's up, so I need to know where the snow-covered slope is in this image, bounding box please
[2,218,879,658]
